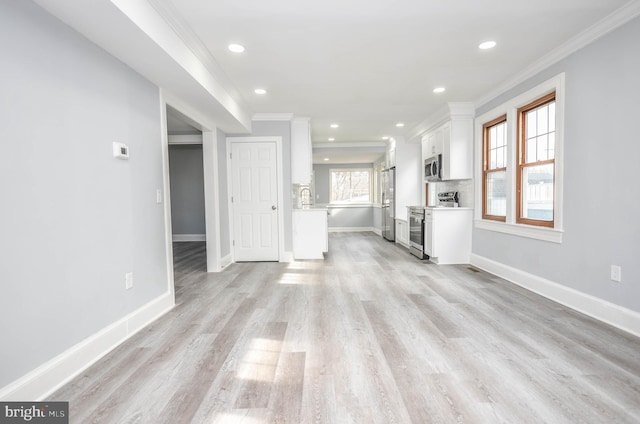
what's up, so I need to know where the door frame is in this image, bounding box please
[226,136,286,262]
[160,90,225,282]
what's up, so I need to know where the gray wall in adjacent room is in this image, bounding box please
[314,163,375,229]
[250,121,292,251]
[169,144,206,236]
[473,16,640,313]
[314,163,374,204]
[0,0,168,388]
[216,128,231,257]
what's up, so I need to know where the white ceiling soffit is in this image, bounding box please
[33,0,252,134]
[313,142,386,164]
[166,105,201,135]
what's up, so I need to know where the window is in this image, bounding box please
[517,92,556,227]
[330,168,372,204]
[483,115,507,221]
[474,73,564,243]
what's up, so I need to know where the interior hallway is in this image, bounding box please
[52,232,640,423]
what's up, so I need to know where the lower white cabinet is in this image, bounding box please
[293,208,328,259]
[424,208,472,264]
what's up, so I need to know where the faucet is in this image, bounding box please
[300,187,312,206]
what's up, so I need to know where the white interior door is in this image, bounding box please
[231,141,279,261]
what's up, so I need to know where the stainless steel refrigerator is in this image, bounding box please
[381,167,395,242]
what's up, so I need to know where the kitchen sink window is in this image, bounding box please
[482,114,507,221]
[474,73,564,243]
[330,168,372,204]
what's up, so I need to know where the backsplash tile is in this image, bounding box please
[432,179,474,208]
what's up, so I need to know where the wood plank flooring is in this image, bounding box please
[52,233,640,423]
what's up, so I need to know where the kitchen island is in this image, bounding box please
[292,207,328,259]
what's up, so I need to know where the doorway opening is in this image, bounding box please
[166,106,207,290]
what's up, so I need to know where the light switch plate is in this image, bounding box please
[113,142,129,160]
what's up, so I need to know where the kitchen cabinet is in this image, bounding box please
[424,207,472,264]
[421,129,443,160]
[421,103,474,180]
[386,146,396,168]
[291,117,312,184]
[293,208,328,259]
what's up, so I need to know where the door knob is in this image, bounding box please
[272,205,277,210]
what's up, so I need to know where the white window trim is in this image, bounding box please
[474,73,565,243]
[329,167,374,206]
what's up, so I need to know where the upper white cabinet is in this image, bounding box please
[421,128,444,161]
[422,102,474,180]
[291,117,312,184]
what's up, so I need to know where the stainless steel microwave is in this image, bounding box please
[425,154,442,182]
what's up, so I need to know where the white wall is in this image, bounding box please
[395,141,422,220]
[0,1,169,391]
[472,16,640,317]
[216,128,231,258]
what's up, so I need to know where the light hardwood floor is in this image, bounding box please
[53,232,640,423]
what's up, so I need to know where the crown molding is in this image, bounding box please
[474,0,640,108]
[252,113,294,121]
[313,141,386,149]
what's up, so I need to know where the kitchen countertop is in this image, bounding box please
[293,206,328,211]
[407,205,473,210]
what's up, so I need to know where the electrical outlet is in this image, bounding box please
[125,272,134,290]
[156,189,162,204]
[610,265,622,282]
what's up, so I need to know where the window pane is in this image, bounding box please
[527,110,537,139]
[521,163,554,221]
[496,124,504,148]
[490,127,497,149]
[548,133,555,159]
[486,171,506,216]
[537,134,548,161]
[490,149,497,169]
[330,169,371,204]
[526,138,537,163]
[537,106,548,134]
[496,146,504,169]
[549,102,556,132]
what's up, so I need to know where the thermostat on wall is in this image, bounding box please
[113,142,129,160]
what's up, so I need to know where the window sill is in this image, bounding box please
[474,219,563,243]
[320,203,374,209]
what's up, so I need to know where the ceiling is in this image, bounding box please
[34,0,635,163]
[160,0,630,143]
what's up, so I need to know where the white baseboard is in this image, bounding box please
[172,234,206,242]
[0,292,174,401]
[280,251,294,263]
[372,227,382,236]
[219,253,233,269]
[328,227,376,233]
[470,254,640,338]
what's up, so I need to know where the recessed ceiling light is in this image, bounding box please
[382,136,389,140]
[228,44,245,53]
[328,137,335,141]
[479,41,496,50]
[396,122,405,128]
[254,88,267,95]
[324,158,330,161]
[330,123,339,128]
[433,87,446,94]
